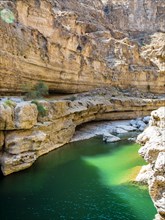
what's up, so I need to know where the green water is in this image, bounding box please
[0,137,156,220]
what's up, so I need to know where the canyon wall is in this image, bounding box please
[0,0,165,94]
[0,88,165,175]
[104,0,165,32]
[137,107,165,220]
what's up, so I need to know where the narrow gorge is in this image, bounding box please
[0,0,165,220]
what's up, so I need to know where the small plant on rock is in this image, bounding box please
[31,100,47,117]
[23,81,49,100]
[3,99,16,108]
[34,81,49,98]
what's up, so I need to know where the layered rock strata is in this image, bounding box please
[0,88,165,175]
[137,107,165,220]
[0,0,165,94]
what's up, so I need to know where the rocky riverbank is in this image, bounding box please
[0,87,164,175]
[71,117,149,143]
[136,107,165,220]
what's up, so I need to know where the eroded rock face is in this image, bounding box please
[104,0,165,32]
[0,0,165,94]
[0,88,164,175]
[14,102,38,129]
[137,107,165,220]
[0,102,38,130]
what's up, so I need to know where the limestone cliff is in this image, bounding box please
[0,0,165,94]
[137,107,165,220]
[104,0,165,32]
[0,88,165,175]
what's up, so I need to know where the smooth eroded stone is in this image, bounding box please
[112,127,128,134]
[103,133,121,143]
[1,152,37,176]
[143,116,150,124]
[117,125,137,131]
[5,130,47,154]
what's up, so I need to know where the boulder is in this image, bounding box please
[103,133,121,143]
[143,116,150,124]
[130,119,137,128]
[117,125,137,131]
[130,117,148,131]
[136,120,147,129]
[112,127,128,134]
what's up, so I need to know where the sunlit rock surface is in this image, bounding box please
[0,0,165,94]
[137,107,165,220]
[0,102,38,130]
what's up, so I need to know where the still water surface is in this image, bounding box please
[0,138,156,220]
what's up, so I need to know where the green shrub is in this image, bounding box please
[31,100,47,117]
[23,81,49,100]
[34,81,49,98]
[3,99,16,108]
